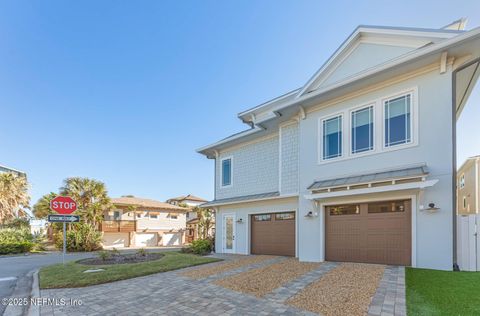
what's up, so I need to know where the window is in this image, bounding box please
[221,158,232,187]
[253,214,271,221]
[169,214,178,220]
[460,174,465,189]
[368,200,407,213]
[323,115,342,159]
[327,204,360,215]
[150,214,158,219]
[384,94,412,147]
[113,211,121,220]
[463,196,467,209]
[275,212,295,220]
[351,106,374,153]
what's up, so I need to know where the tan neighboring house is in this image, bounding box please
[166,194,214,243]
[457,156,480,215]
[101,196,189,248]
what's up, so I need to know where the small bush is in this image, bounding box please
[0,228,33,243]
[111,247,121,256]
[0,241,33,254]
[180,246,193,254]
[137,248,147,257]
[98,250,111,261]
[54,223,102,252]
[3,218,30,230]
[190,239,212,255]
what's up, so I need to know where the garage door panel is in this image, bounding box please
[326,200,411,266]
[251,212,295,256]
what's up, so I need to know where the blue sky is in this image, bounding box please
[1,1,479,206]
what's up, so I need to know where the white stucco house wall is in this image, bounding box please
[198,19,480,271]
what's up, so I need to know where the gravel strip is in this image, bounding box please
[287,263,385,316]
[213,258,319,297]
[181,255,275,279]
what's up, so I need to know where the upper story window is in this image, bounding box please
[384,94,412,147]
[351,106,374,154]
[460,174,465,189]
[322,115,342,160]
[221,157,232,187]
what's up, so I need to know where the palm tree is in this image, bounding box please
[0,172,30,224]
[32,192,58,219]
[194,206,214,239]
[59,177,112,227]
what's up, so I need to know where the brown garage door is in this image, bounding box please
[251,212,295,256]
[325,200,411,265]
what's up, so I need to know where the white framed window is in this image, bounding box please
[169,214,178,220]
[384,93,412,148]
[150,214,158,219]
[351,105,374,154]
[460,174,465,189]
[220,157,232,187]
[322,115,343,160]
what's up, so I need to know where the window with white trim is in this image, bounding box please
[384,94,412,147]
[322,115,342,160]
[460,174,465,189]
[221,157,232,187]
[351,106,374,154]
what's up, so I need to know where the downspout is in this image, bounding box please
[452,57,480,271]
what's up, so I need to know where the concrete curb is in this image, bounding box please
[3,269,39,316]
[27,270,40,316]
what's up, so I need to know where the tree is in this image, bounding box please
[193,206,214,239]
[59,177,112,227]
[0,173,30,224]
[32,192,58,219]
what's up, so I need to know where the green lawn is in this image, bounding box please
[40,252,221,289]
[406,267,480,315]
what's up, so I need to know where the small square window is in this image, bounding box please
[150,214,158,219]
[169,214,178,220]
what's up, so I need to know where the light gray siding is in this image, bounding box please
[280,122,299,194]
[216,136,279,199]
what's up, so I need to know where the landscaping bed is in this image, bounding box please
[39,251,221,289]
[287,263,384,316]
[406,267,480,316]
[78,252,163,265]
[181,255,274,279]
[213,258,319,297]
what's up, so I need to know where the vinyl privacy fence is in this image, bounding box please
[457,214,480,271]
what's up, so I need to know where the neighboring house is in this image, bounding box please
[457,156,480,215]
[166,194,214,243]
[101,196,189,248]
[197,19,480,271]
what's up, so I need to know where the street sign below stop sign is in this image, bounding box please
[50,196,77,215]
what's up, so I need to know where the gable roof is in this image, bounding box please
[198,21,480,157]
[112,197,189,212]
[167,194,207,203]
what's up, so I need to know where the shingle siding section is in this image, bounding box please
[216,136,279,199]
[280,123,299,194]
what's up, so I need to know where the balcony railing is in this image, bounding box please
[101,220,136,232]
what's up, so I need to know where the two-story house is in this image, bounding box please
[198,20,480,270]
[457,156,480,215]
[101,196,189,248]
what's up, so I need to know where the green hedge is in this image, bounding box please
[190,239,212,255]
[54,223,102,252]
[0,241,33,254]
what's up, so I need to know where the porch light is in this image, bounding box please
[236,218,244,224]
[305,211,318,218]
[422,202,440,213]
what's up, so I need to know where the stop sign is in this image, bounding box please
[50,196,77,215]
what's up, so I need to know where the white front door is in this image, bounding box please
[223,214,235,253]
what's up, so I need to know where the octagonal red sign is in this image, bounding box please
[50,196,77,215]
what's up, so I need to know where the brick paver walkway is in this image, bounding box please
[367,266,406,316]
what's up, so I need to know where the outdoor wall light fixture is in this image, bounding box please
[236,218,244,224]
[421,202,440,213]
[304,211,318,218]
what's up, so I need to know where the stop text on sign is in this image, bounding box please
[50,196,77,215]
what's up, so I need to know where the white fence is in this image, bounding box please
[457,214,480,271]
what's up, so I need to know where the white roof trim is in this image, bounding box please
[304,179,438,200]
[203,193,298,207]
[196,126,264,154]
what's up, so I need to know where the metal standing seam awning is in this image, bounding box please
[305,164,438,200]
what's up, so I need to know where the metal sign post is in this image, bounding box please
[49,196,78,265]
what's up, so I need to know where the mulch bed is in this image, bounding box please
[78,253,164,265]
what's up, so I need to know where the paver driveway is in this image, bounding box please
[39,255,406,316]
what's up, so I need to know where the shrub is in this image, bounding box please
[3,218,30,230]
[0,241,33,254]
[137,248,147,257]
[98,250,111,261]
[111,247,121,256]
[54,223,102,252]
[0,228,33,243]
[190,239,212,255]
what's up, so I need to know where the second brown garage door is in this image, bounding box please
[325,200,411,265]
[251,212,295,256]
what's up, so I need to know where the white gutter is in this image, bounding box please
[304,179,439,200]
[201,193,298,207]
